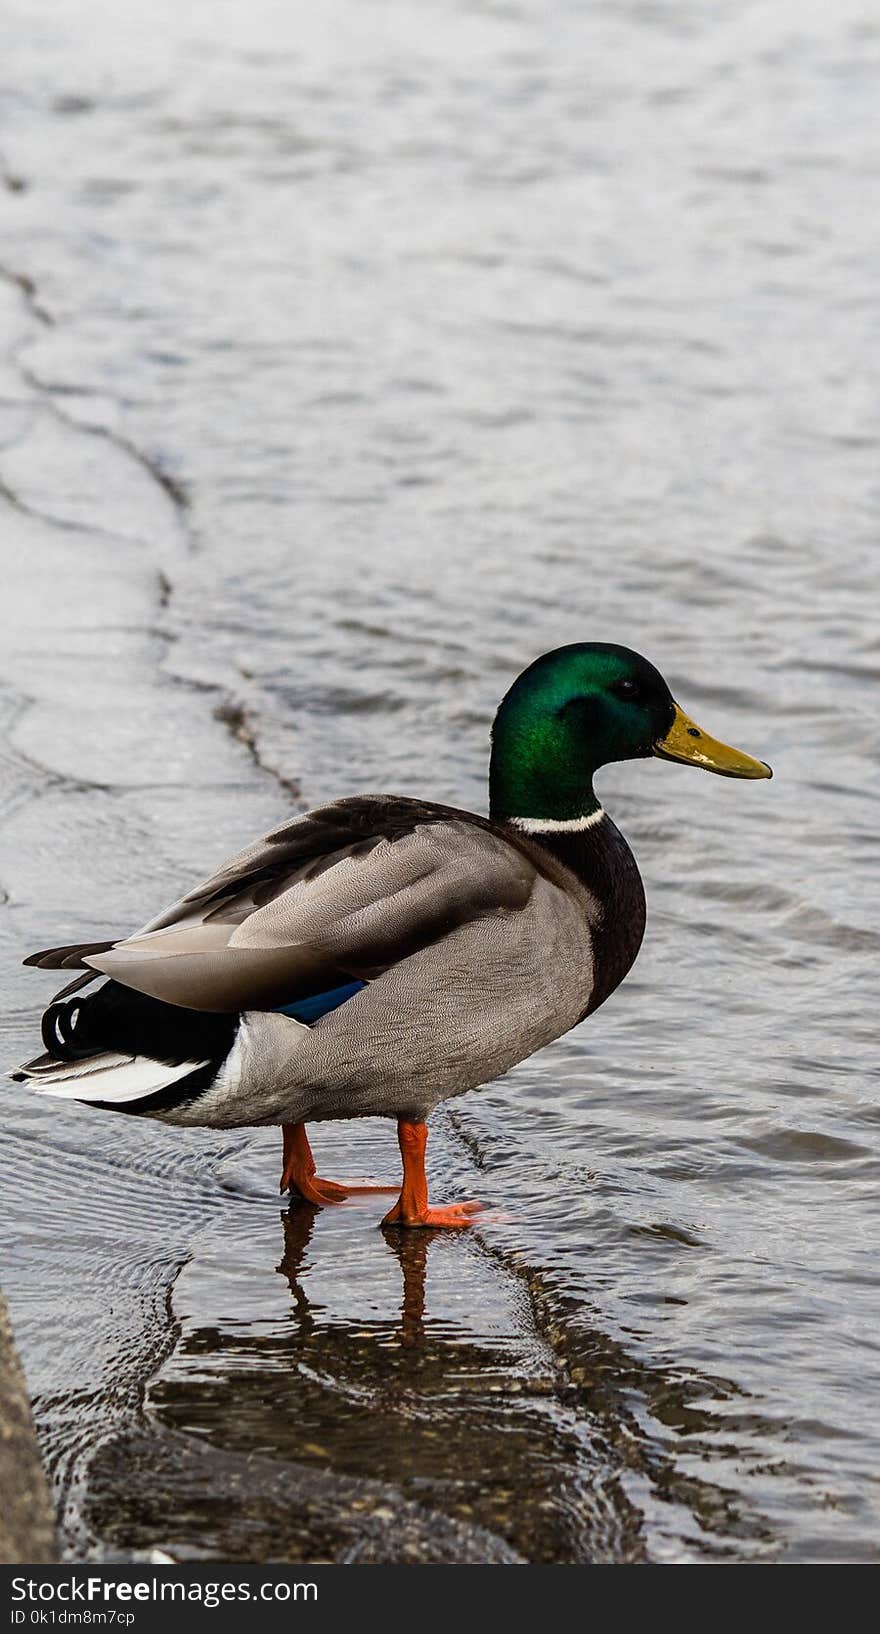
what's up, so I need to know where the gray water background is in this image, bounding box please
[1,0,878,1562]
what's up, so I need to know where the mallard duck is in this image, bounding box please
[12,644,771,1227]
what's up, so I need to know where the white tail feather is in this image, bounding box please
[11,1053,206,1104]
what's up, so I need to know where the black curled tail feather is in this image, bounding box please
[41,999,90,1060]
[39,981,239,1068]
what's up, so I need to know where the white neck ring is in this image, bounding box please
[507,809,606,834]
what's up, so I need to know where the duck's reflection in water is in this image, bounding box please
[386,1227,431,1349]
[278,1201,432,1348]
[85,1198,774,1564]
[267,1196,611,1560]
[271,1200,774,1560]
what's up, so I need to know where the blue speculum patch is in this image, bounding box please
[275,979,366,1024]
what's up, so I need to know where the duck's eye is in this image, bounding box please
[612,678,639,700]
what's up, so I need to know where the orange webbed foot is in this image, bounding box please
[279,1123,397,1205]
[380,1120,484,1229]
[280,1119,486,1226]
[285,1173,399,1205]
[381,1197,484,1230]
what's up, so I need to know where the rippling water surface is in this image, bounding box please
[1,0,878,1563]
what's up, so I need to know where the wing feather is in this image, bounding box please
[82,798,539,1012]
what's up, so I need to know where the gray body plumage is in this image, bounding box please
[166,850,596,1128]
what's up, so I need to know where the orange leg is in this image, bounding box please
[280,1121,398,1205]
[382,1119,483,1229]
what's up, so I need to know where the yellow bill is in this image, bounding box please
[653,705,772,780]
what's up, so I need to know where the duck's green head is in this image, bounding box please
[489,643,771,826]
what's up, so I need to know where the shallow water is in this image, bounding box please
[1,0,879,1563]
